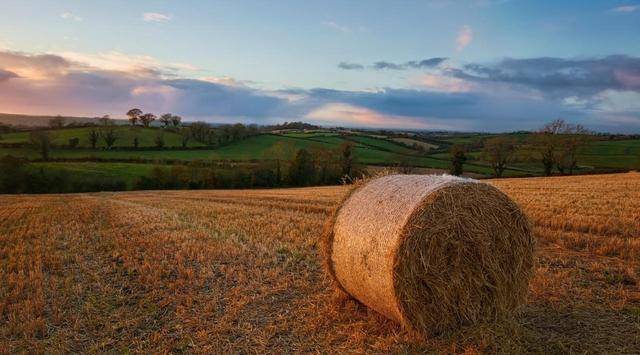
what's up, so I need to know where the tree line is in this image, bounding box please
[0,142,360,194]
[23,109,261,160]
[0,155,126,194]
[136,142,360,190]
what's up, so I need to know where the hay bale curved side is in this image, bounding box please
[323,174,535,335]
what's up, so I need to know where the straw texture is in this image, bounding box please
[324,174,535,335]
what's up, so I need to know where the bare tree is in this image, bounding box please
[555,124,589,175]
[127,108,142,126]
[534,119,590,175]
[483,136,516,178]
[139,113,156,128]
[159,114,172,128]
[171,115,182,128]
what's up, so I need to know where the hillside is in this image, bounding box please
[0,126,205,149]
[1,173,638,353]
[1,121,639,192]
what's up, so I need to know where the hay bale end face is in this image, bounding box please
[323,174,535,335]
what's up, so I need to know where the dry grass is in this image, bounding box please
[1,172,639,353]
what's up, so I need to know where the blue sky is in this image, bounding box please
[1,0,639,132]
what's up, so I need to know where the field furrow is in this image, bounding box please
[1,172,639,353]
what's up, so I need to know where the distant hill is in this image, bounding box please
[0,113,127,128]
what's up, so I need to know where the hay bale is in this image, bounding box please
[323,174,535,335]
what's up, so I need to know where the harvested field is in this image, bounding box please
[1,173,639,353]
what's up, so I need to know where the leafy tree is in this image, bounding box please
[264,141,295,186]
[483,137,515,178]
[189,121,211,143]
[49,116,66,129]
[159,113,172,128]
[311,147,338,185]
[29,131,51,160]
[338,141,357,178]
[449,144,467,176]
[68,137,79,148]
[101,128,118,149]
[127,108,142,126]
[139,113,156,128]
[231,123,246,141]
[288,148,315,186]
[88,129,99,149]
[0,155,27,193]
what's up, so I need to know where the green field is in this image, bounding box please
[2,126,639,190]
[29,162,166,188]
[0,126,205,148]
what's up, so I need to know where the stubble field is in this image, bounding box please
[1,173,639,353]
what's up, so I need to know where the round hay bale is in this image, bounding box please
[323,174,535,335]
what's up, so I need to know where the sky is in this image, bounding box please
[1,0,640,132]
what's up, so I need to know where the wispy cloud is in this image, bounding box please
[610,5,640,12]
[60,12,82,22]
[456,25,473,51]
[322,21,351,33]
[337,62,364,70]
[58,51,196,77]
[338,58,448,70]
[143,12,172,23]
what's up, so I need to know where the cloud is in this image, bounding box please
[610,5,640,12]
[372,61,405,70]
[406,58,448,68]
[60,12,83,22]
[143,12,172,23]
[305,103,441,130]
[456,25,473,51]
[322,21,351,33]
[1,50,639,132]
[338,57,448,71]
[337,62,365,70]
[58,51,196,77]
[0,69,18,82]
[449,55,640,96]
[0,50,74,79]
[411,73,474,92]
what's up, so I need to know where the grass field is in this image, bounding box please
[0,127,205,149]
[28,162,167,188]
[1,173,638,353]
[2,128,639,180]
